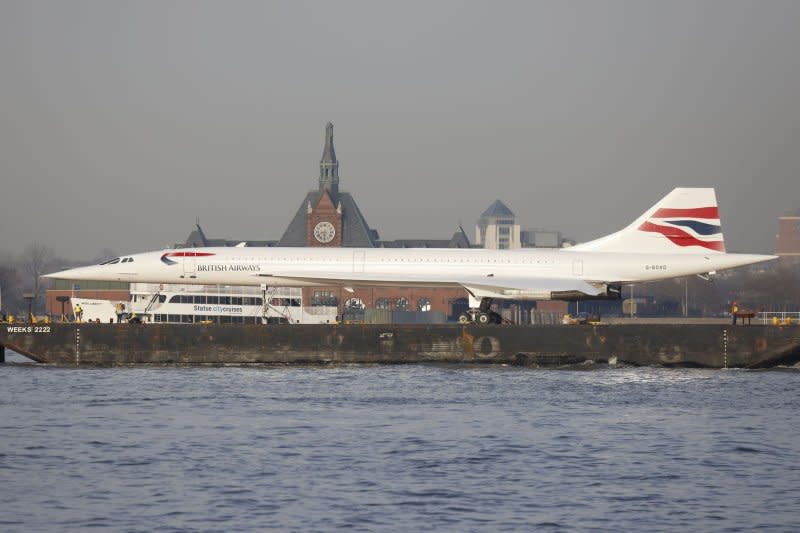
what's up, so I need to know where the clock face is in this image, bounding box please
[313,221,336,243]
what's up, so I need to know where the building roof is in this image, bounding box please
[377,227,472,249]
[177,223,278,249]
[183,223,229,247]
[480,199,515,219]
[449,225,472,248]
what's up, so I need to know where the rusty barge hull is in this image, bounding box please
[2,323,800,368]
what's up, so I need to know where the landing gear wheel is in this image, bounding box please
[458,313,470,324]
[477,312,491,325]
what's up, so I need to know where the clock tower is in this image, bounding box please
[279,122,375,248]
[307,122,344,247]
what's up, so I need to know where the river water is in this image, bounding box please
[1,358,799,532]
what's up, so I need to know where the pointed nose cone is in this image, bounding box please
[43,265,102,281]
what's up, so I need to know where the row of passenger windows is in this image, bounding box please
[168,295,263,305]
[152,314,262,324]
[268,298,302,307]
[130,295,167,303]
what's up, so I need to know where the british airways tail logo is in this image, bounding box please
[638,207,725,252]
[160,251,216,265]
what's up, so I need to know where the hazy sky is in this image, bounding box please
[1,0,798,259]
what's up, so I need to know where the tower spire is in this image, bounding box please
[319,122,339,198]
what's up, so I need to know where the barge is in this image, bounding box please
[2,323,800,368]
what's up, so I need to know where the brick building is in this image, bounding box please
[776,210,800,258]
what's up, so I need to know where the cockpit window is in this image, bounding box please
[100,258,121,265]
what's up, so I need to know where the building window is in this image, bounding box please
[417,297,431,312]
[312,291,337,306]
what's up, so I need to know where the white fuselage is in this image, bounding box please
[48,246,773,301]
[44,187,777,304]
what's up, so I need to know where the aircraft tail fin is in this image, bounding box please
[570,188,726,254]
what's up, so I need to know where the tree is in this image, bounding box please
[20,242,54,313]
[0,263,21,314]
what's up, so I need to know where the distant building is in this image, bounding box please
[776,210,800,257]
[475,200,520,249]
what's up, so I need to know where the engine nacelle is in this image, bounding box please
[550,283,622,301]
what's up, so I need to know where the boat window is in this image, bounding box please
[169,295,180,303]
[208,296,219,304]
[159,295,167,303]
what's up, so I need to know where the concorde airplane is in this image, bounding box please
[46,188,775,323]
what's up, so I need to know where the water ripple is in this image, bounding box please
[1,365,799,531]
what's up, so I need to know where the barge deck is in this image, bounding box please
[2,323,800,368]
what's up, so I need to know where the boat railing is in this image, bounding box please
[758,311,800,325]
